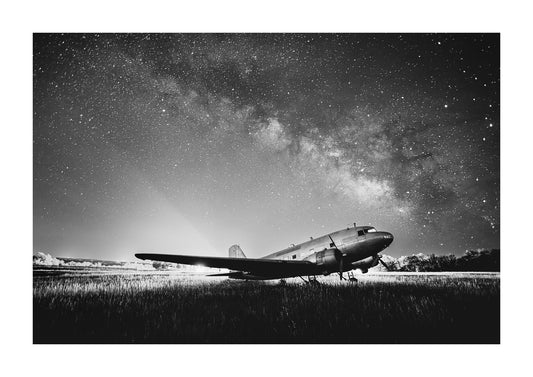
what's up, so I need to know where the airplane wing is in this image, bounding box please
[135,253,318,276]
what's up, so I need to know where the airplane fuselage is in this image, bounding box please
[232,225,394,280]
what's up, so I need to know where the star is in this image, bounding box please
[33,33,500,259]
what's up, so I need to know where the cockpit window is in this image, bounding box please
[365,228,377,233]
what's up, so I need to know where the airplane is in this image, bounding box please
[135,224,394,282]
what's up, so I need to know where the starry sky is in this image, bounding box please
[33,33,499,261]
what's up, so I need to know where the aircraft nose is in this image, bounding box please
[382,232,394,247]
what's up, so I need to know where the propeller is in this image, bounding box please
[378,255,392,271]
[329,235,344,280]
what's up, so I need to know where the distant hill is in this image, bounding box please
[371,249,500,272]
[32,252,222,272]
[33,252,158,270]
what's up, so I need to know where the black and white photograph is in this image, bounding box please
[33,32,500,344]
[4,1,532,375]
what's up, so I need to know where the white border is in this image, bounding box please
[3,1,532,376]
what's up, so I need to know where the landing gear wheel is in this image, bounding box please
[298,276,321,286]
[347,271,358,282]
[308,275,321,286]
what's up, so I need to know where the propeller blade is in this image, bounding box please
[339,256,344,280]
[379,257,391,271]
[328,235,345,280]
[328,235,338,249]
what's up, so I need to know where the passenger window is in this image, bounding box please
[358,230,364,236]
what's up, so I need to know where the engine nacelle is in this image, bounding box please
[351,255,379,272]
[314,248,341,274]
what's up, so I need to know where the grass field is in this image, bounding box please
[33,268,500,343]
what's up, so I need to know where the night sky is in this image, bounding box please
[33,33,500,261]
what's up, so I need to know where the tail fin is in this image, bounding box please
[229,245,246,258]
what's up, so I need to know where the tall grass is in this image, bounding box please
[33,272,499,343]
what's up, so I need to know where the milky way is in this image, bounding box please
[33,34,499,260]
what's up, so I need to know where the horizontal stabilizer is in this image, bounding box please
[206,272,234,277]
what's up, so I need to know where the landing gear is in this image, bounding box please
[347,271,358,282]
[339,271,358,282]
[308,275,320,286]
[299,275,321,286]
